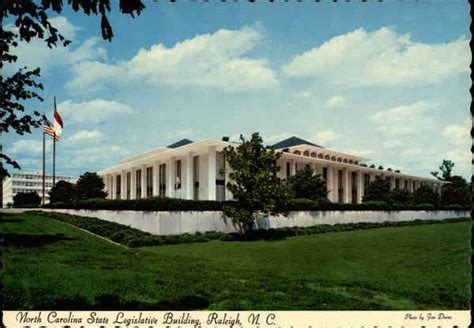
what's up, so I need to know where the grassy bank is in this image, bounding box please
[2,211,471,310]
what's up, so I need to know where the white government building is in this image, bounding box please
[2,171,75,207]
[98,137,445,204]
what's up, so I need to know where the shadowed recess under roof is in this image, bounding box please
[167,139,193,148]
[271,136,323,149]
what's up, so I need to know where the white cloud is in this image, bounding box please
[282,27,469,86]
[4,17,106,74]
[371,101,432,136]
[313,129,337,145]
[59,99,134,124]
[324,95,346,108]
[67,24,278,93]
[66,130,105,144]
[401,148,421,157]
[8,140,45,155]
[442,120,471,147]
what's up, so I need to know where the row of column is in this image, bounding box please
[284,160,442,204]
[104,147,223,201]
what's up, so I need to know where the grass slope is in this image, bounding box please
[2,212,471,310]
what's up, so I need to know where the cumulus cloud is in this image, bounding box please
[67,24,278,93]
[59,99,134,124]
[66,130,105,144]
[282,27,469,87]
[370,101,432,136]
[324,95,346,108]
[442,120,471,147]
[4,16,106,74]
[8,140,44,155]
[313,129,337,145]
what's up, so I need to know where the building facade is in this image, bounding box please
[2,172,75,207]
[98,137,445,204]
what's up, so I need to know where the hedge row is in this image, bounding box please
[32,211,470,248]
[43,197,470,212]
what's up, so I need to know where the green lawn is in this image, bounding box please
[2,211,471,310]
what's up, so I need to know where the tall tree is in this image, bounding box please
[431,159,455,181]
[1,0,145,173]
[222,133,290,231]
[75,172,107,200]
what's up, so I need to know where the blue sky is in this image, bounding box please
[4,2,471,179]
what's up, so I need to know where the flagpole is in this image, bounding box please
[42,130,46,205]
[53,132,56,188]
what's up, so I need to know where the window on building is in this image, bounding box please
[364,174,370,192]
[404,180,408,190]
[127,172,131,199]
[159,164,166,196]
[338,170,343,203]
[395,178,400,190]
[322,167,328,181]
[412,180,416,191]
[146,167,153,198]
[351,172,357,204]
[193,156,200,200]
[116,175,121,199]
[136,170,142,199]
[286,162,291,179]
[175,160,182,190]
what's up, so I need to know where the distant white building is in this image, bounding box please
[2,171,75,207]
[98,137,446,204]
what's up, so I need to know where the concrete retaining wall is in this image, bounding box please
[39,209,470,236]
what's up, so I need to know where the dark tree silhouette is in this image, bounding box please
[49,179,76,203]
[1,0,145,174]
[75,172,107,200]
[13,191,41,208]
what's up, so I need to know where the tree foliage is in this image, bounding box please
[49,180,76,203]
[1,0,145,173]
[75,172,107,200]
[431,159,455,181]
[13,191,41,208]
[431,160,470,206]
[222,133,290,230]
[412,185,439,206]
[362,178,391,203]
[287,165,328,201]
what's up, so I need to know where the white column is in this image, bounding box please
[185,153,193,200]
[343,169,350,203]
[208,147,217,200]
[130,168,136,199]
[121,170,126,199]
[166,158,174,198]
[357,171,364,203]
[111,174,117,200]
[153,163,159,197]
[290,160,296,176]
[390,176,395,190]
[327,166,335,202]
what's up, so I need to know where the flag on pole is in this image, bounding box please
[52,97,64,136]
[43,123,60,141]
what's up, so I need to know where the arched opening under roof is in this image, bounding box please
[319,154,325,159]
[294,150,301,155]
[311,152,317,158]
[331,156,336,161]
[337,157,342,162]
[348,160,353,164]
[303,150,310,156]
[343,159,348,163]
